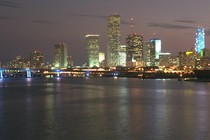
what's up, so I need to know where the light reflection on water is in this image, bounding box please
[1,78,210,140]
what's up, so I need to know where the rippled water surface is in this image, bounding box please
[1,77,210,140]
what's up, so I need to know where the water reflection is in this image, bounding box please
[116,82,130,140]
[44,94,61,140]
[26,78,32,86]
[0,90,5,138]
[195,89,210,139]
[0,78,210,140]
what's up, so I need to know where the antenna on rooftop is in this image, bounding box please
[131,17,134,34]
[153,32,157,39]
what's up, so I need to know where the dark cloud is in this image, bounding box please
[0,0,23,8]
[174,19,196,24]
[148,23,194,29]
[121,20,132,25]
[0,15,13,20]
[32,20,59,25]
[72,14,134,26]
[76,14,108,19]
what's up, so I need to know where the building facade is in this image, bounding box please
[195,27,205,56]
[143,41,151,66]
[119,45,126,67]
[198,48,210,69]
[99,52,105,67]
[179,49,199,71]
[7,55,29,68]
[126,34,143,67]
[85,34,100,67]
[67,56,73,68]
[159,52,171,67]
[29,51,44,69]
[54,43,68,69]
[149,38,161,66]
[107,14,121,67]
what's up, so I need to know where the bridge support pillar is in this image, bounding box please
[0,70,3,78]
[26,69,32,78]
[57,71,60,77]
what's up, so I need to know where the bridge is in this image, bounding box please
[0,68,129,78]
[0,68,33,78]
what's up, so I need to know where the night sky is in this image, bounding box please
[1,0,210,65]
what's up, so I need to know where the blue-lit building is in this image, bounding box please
[195,27,205,55]
[149,38,161,66]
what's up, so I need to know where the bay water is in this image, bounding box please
[1,77,210,140]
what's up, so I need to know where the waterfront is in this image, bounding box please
[1,77,210,140]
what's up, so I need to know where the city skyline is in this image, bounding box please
[1,0,210,65]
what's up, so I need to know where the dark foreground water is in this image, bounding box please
[1,77,210,140]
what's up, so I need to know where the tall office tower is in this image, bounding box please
[85,34,100,67]
[67,56,73,67]
[107,14,121,67]
[195,27,205,56]
[126,34,143,67]
[143,41,151,66]
[29,51,44,68]
[119,45,126,67]
[54,43,68,69]
[99,52,105,67]
[99,52,105,63]
[149,38,161,66]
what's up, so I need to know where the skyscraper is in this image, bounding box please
[107,14,121,67]
[54,43,68,69]
[119,45,126,67]
[179,49,199,70]
[143,41,151,66]
[67,56,73,67]
[85,34,100,67]
[99,52,105,67]
[126,34,143,67]
[149,38,161,66]
[195,27,205,55]
[29,51,44,68]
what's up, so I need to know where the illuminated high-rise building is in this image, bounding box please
[67,56,73,67]
[200,48,210,68]
[119,45,126,67]
[143,41,151,66]
[149,37,161,66]
[195,27,205,55]
[85,34,100,67]
[99,52,105,67]
[107,14,121,67]
[7,55,29,68]
[159,52,172,67]
[99,52,105,63]
[179,49,199,70]
[126,34,143,67]
[54,43,68,69]
[29,51,44,68]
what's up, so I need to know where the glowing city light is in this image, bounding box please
[195,27,205,54]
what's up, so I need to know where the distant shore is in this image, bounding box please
[1,71,196,80]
